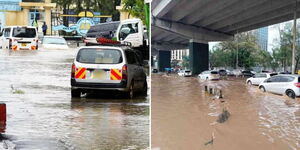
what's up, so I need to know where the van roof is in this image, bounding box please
[4,26,36,28]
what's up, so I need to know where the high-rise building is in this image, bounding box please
[255,27,269,51]
[171,49,189,61]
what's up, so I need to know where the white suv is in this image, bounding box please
[71,46,147,98]
[0,26,38,50]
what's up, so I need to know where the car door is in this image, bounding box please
[125,50,140,89]
[264,76,279,93]
[267,76,282,93]
[134,51,145,88]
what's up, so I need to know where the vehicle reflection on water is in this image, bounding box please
[0,48,149,149]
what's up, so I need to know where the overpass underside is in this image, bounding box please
[151,0,300,74]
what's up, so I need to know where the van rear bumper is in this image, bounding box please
[71,79,128,91]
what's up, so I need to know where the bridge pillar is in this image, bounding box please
[189,41,209,75]
[158,51,171,72]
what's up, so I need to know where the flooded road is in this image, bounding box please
[152,74,300,150]
[0,48,149,150]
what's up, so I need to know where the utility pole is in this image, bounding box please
[236,31,239,69]
[292,0,297,74]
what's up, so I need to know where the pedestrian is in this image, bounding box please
[42,22,47,36]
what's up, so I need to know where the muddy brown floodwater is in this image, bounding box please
[0,48,149,150]
[152,74,300,150]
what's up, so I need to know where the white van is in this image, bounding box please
[0,26,38,50]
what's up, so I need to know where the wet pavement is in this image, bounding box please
[0,48,149,150]
[152,74,300,150]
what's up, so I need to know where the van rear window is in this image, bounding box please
[211,71,218,74]
[76,48,123,64]
[13,27,36,38]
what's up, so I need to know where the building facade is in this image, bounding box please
[0,0,56,34]
[255,27,269,51]
[171,49,189,61]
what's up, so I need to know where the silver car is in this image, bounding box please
[71,46,147,98]
[259,74,300,99]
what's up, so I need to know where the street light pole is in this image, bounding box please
[292,0,297,74]
[236,30,239,69]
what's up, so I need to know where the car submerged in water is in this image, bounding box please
[71,46,147,98]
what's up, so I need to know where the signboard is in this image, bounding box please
[52,17,95,36]
[76,18,95,35]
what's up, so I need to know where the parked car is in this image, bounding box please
[246,73,277,85]
[41,36,69,50]
[219,69,227,76]
[178,70,192,77]
[198,70,220,80]
[241,70,255,77]
[0,26,38,50]
[71,46,147,98]
[259,74,300,98]
[152,68,158,73]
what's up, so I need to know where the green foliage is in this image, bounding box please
[182,56,190,69]
[210,32,271,69]
[122,0,147,24]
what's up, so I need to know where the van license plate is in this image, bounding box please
[91,70,106,79]
[21,43,27,47]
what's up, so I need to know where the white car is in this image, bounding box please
[41,36,69,50]
[0,26,38,50]
[178,70,192,77]
[246,73,277,85]
[71,46,147,98]
[259,74,300,99]
[198,70,220,80]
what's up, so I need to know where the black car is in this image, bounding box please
[241,70,254,77]
[219,69,227,76]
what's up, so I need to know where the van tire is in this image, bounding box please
[71,89,81,98]
[141,80,147,96]
[125,81,134,99]
[286,90,296,99]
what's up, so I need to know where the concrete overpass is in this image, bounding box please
[152,0,300,73]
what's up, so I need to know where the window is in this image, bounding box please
[4,28,10,37]
[119,23,139,40]
[76,48,123,64]
[280,76,295,82]
[12,27,36,38]
[268,76,281,82]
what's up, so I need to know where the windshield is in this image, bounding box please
[76,48,123,64]
[43,37,67,45]
[13,27,36,38]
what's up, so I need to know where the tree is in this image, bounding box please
[122,0,146,24]
[210,32,272,70]
[182,56,190,69]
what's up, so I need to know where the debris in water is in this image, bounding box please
[217,109,230,123]
[10,85,24,94]
[204,132,215,146]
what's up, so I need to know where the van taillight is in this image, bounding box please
[294,83,300,88]
[122,65,128,80]
[71,63,76,78]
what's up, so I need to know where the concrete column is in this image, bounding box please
[158,51,171,72]
[189,41,209,75]
[44,7,51,35]
[23,7,29,26]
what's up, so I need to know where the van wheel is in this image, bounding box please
[259,86,266,92]
[141,80,147,96]
[71,89,81,98]
[286,90,296,99]
[125,81,134,99]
